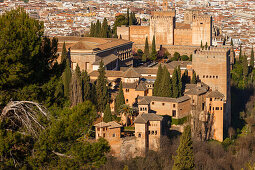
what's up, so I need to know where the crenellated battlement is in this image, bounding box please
[194,47,230,56]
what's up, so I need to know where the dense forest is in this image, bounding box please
[0,8,255,169]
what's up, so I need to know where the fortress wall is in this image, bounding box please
[129,25,150,45]
[174,28,192,46]
[117,26,130,41]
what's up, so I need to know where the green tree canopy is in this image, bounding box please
[143,37,149,62]
[250,46,254,69]
[115,81,125,114]
[173,125,195,170]
[101,18,108,38]
[159,66,172,97]
[0,8,44,90]
[150,35,157,61]
[191,71,197,84]
[62,57,72,97]
[61,42,67,63]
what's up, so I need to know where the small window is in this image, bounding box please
[221,107,222,110]
[173,104,176,108]
[145,107,147,111]
[140,108,142,111]
[148,131,150,134]
[125,89,129,92]
[138,133,141,137]
[162,103,165,106]
[200,22,203,24]
[210,76,212,78]
[113,134,115,137]
[155,131,157,135]
[209,106,211,110]
[213,107,214,110]
[203,75,205,78]
[172,110,176,117]
[98,134,99,137]
[216,107,219,110]
[210,98,212,101]
[213,76,215,78]
[152,102,154,105]
[206,75,208,78]
[97,128,100,131]
[103,133,105,137]
[216,76,218,79]
[103,128,105,131]
[151,131,154,135]
[126,99,128,103]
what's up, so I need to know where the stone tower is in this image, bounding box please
[149,10,175,46]
[192,47,231,137]
[191,14,212,46]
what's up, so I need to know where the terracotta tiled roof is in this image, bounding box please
[207,90,225,98]
[93,54,118,65]
[122,82,137,89]
[123,67,141,78]
[135,82,147,91]
[94,121,122,128]
[137,95,191,103]
[134,113,163,124]
[184,86,208,96]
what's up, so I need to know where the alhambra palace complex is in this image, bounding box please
[57,5,232,158]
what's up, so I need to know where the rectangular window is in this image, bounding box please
[140,108,142,111]
[173,104,176,108]
[210,98,212,101]
[155,131,157,135]
[216,107,219,110]
[162,103,165,106]
[97,128,100,131]
[103,133,105,137]
[152,102,154,105]
[112,134,115,137]
[221,107,223,110]
[126,99,128,103]
[103,128,105,131]
[202,103,205,110]
[172,110,176,117]
[138,133,141,138]
[209,106,211,110]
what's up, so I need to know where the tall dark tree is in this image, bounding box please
[62,58,72,97]
[159,66,172,97]
[177,66,182,97]
[70,65,83,107]
[200,40,203,49]
[101,18,108,38]
[127,8,130,26]
[143,37,149,62]
[96,61,109,112]
[151,35,157,61]
[104,103,112,123]
[243,54,248,77]
[81,70,91,102]
[95,19,101,37]
[153,64,163,96]
[172,68,179,98]
[115,82,125,114]
[0,8,44,90]
[205,42,208,49]
[61,42,67,63]
[191,71,197,84]
[173,125,195,170]
[239,44,242,61]
[231,38,234,46]
[182,69,189,90]
[250,46,254,69]
[90,23,95,37]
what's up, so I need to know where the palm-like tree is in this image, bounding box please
[119,104,135,126]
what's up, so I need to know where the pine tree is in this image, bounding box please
[143,37,149,61]
[62,58,72,97]
[81,70,91,102]
[160,66,172,97]
[151,35,157,61]
[250,46,254,69]
[191,71,197,84]
[177,66,182,97]
[243,54,248,77]
[95,20,101,37]
[153,64,163,96]
[96,61,109,112]
[101,18,108,38]
[103,103,112,123]
[173,125,195,170]
[172,68,179,98]
[61,42,67,63]
[115,82,125,114]
[70,65,83,107]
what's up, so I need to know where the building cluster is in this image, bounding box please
[0,0,254,54]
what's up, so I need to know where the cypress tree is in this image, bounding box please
[127,8,130,26]
[95,19,101,37]
[200,40,203,49]
[103,103,112,123]
[90,23,95,37]
[160,66,172,97]
[153,64,163,96]
[151,35,157,61]
[62,58,72,97]
[81,70,91,102]
[172,68,179,98]
[129,12,132,26]
[231,38,233,46]
[243,54,248,77]
[70,65,83,107]
[173,125,195,170]
[182,70,189,91]
[177,66,182,97]
[250,46,254,69]
[205,42,208,49]
[101,18,108,38]
[191,71,197,84]
[115,82,125,114]
[96,60,109,112]
[239,44,242,61]
[143,37,149,61]
[61,42,67,63]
